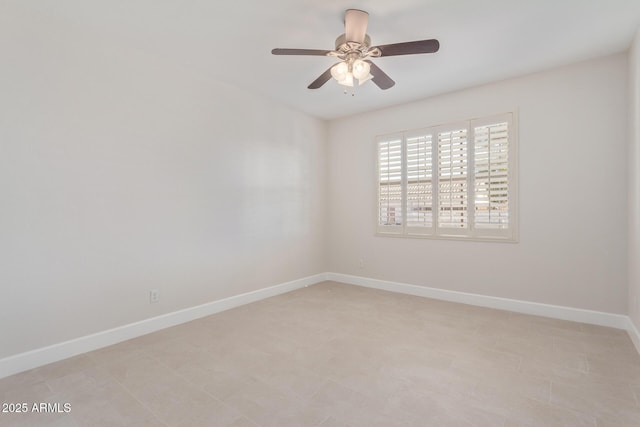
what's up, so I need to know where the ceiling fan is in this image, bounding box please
[271,9,440,90]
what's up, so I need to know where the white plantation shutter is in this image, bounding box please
[377,135,403,232]
[375,113,516,241]
[438,128,468,231]
[473,119,510,231]
[405,132,434,233]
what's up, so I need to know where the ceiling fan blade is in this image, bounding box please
[271,48,332,56]
[345,9,369,43]
[376,39,440,57]
[365,61,395,90]
[307,66,334,89]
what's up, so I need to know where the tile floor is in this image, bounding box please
[1,281,640,426]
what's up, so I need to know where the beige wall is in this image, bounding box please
[629,30,640,328]
[327,54,629,314]
[0,11,327,359]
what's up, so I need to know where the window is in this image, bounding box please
[376,113,517,241]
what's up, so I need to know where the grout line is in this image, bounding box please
[313,414,332,427]
[80,364,171,427]
[546,398,598,427]
[153,349,268,427]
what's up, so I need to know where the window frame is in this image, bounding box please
[375,112,518,242]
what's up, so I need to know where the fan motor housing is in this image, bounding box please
[335,34,371,50]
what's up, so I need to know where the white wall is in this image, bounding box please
[327,54,628,314]
[0,4,634,365]
[0,10,326,359]
[630,30,640,328]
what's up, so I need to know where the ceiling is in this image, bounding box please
[3,0,640,120]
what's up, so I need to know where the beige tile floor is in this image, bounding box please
[1,281,640,426]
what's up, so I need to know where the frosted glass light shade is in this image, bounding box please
[352,59,370,80]
[338,73,354,87]
[331,62,349,82]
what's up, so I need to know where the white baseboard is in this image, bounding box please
[327,273,631,330]
[2,271,637,379]
[0,273,328,379]
[626,317,640,355]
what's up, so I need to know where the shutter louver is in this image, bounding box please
[474,122,509,229]
[406,134,433,229]
[378,138,403,226]
[438,129,468,229]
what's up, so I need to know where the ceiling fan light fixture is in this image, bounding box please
[337,73,354,87]
[272,9,438,91]
[352,59,370,80]
[330,61,349,81]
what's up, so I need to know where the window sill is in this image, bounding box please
[375,231,518,243]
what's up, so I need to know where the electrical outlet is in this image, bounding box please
[149,289,159,303]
